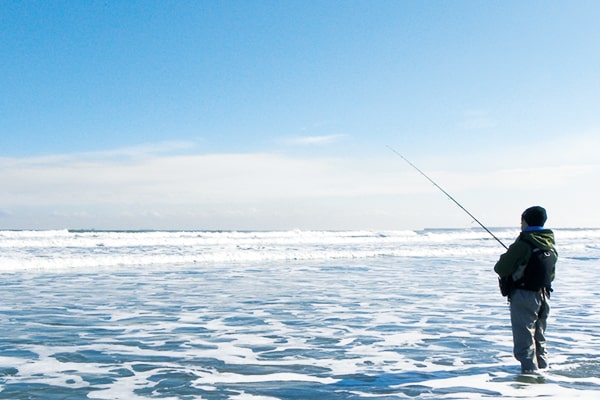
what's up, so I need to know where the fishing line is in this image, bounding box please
[387,146,508,250]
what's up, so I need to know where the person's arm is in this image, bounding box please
[494,241,530,278]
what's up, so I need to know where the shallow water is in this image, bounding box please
[1,229,599,399]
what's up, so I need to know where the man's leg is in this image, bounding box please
[535,292,550,369]
[510,289,540,372]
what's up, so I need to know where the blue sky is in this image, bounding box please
[1,0,599,230]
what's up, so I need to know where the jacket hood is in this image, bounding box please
[520,229,555,251]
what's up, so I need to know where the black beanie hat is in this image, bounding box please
[522,206,547,227]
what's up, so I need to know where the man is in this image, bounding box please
[494,206,557,374]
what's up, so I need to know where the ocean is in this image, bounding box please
[1,228,599,399]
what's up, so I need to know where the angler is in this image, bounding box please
[390,149,557,374]
[494,206,557,374]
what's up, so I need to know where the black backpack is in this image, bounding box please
[499,236,556,297]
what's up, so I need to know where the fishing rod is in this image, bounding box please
[387,146,508,250]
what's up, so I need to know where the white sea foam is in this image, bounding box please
[1,228,599,398]
[1,228,598,272]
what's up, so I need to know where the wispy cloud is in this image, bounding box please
[0,152,397,207]
[285,134,348,146]
[1,135,599,230]
[0,146,412,229]
[91,140,198,158]
[0,140,198,167]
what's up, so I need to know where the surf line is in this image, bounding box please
[387,145,507,250]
